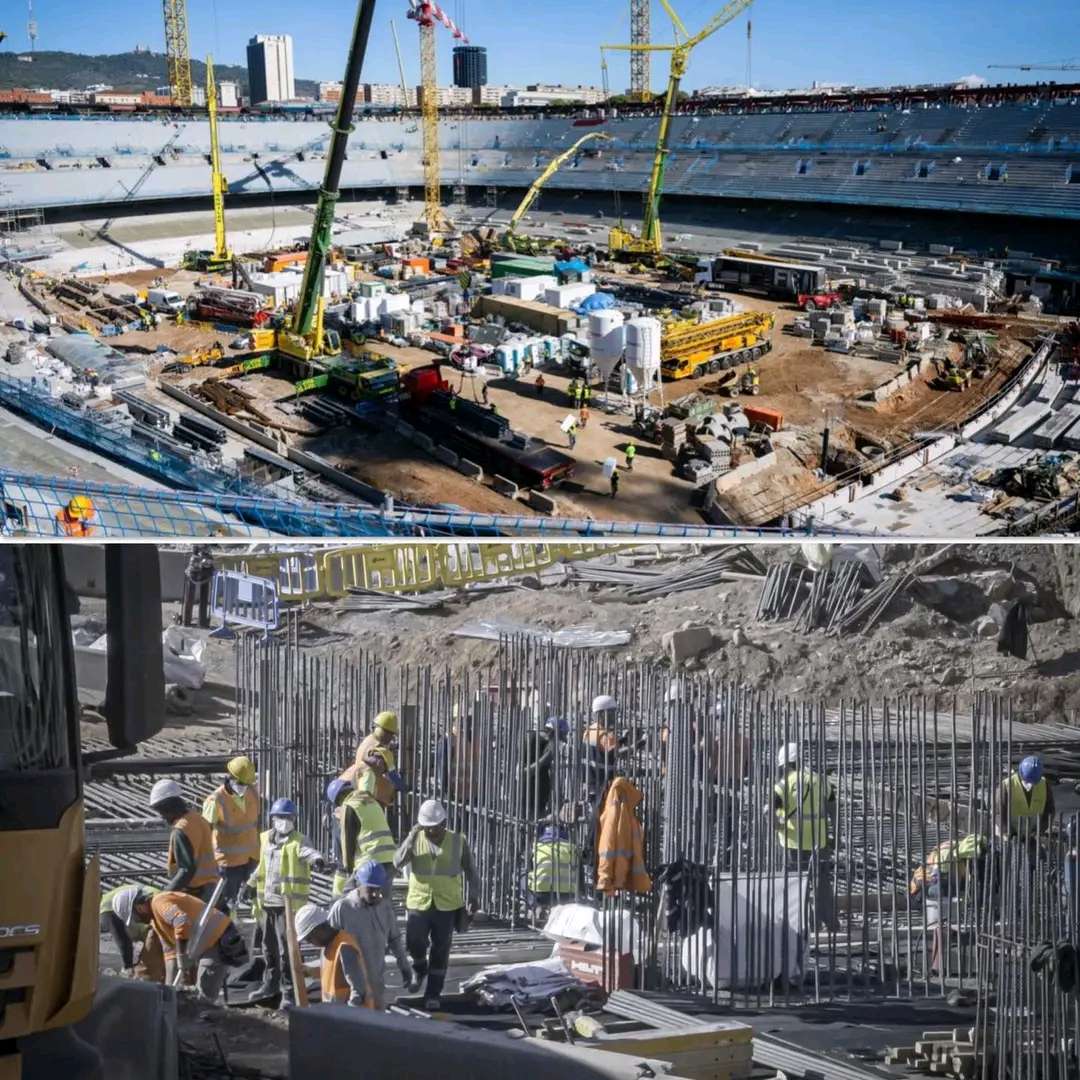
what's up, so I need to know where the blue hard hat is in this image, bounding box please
[539,824,569,843]
[1019,755,1043,785]
[354,860,390,888]
[544,716,570,738]
[270,797,297,817]
[325,778,353,804]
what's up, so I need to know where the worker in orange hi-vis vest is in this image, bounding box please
[202,755,261,910]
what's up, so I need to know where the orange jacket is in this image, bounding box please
[595,777,652,894]
[150,891,228,961]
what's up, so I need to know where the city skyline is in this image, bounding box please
[3,0,1078,95]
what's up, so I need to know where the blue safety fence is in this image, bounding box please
[0,470,860,539]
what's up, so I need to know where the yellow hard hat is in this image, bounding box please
[368,746,394,770]
[374,710,398,735]
[227,755,257,785]
[68,495,95,519]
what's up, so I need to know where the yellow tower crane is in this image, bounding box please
[602,0,753,261]
[162,0,193,107]
[184,56,232,271]
[406,0,469,239]
[504,132,612,253]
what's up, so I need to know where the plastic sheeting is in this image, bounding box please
[453,620,631,648]
[574,291,616,314]
[459,955,583,1008]
[680,873,805,989]
[542,902,644,962]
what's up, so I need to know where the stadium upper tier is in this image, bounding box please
[2,98,1079,219]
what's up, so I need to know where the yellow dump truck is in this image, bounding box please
[660,311,775,380]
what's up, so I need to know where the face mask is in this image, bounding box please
[232,783,248,797]
[1021,780,1034,792]
[272,818,293,836]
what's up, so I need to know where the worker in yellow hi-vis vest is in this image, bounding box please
[994,755,1054,839]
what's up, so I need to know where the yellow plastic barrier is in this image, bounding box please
[216,542,621,601]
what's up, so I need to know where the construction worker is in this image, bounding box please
[624,441,637,471]
[526,824,579,921]
[583,694,624,804]
[573,380,584,408]
[579,404,590,429]
[610,469,619,498]
[294,904,370,1008]
[326,777,356,897]
[149,779,218,902]
[354,710,401,810]
[181,545,214,629]
[329,860,413,1010]
[245,798,327,1006]
[535,372,546,398]
[342,756,397,887]
[395,799,481,1011]
[567,420,578,451]
[773,743,837,937]
[54,495,95,538]
[582,381,592,406]
[566,377,578,406]
[994,755,1054,839]
[131,891,248,1004]
[99,884,159,978]
[203,756,261,910]
[520,716,569,820]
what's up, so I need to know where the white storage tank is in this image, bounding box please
[588,308,625,382]
[624,316,662,388]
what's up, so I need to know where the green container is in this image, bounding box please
[489,255,556,280]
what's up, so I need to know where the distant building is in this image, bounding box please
[363,83,417,108]
[473,84,513,107]
[502,84,607,108]
[452,45,487,90]
[246,34,295,104]
[416,84,473,109]
[318,80,343,103]
[92,90,143,106]
[218,80,240,109]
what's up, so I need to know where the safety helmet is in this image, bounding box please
[149,778,183,807]
[591,694,618,715]
[538,824,570,843]
[417,799,447,827]
[1018,755,1043,786]
[294,903,329,942]
[544,716,570,738]
[374,710,399,735]
[68,495,94,520]
[776,742,800,770]
[112,884,145,926]
[269,797,297,818]
[325,777,353,804]
[354,860,390,889]
[227,755,257,785]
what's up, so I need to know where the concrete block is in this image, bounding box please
[413,432,435,453]
[434,445,460,469]
[456,458,483,481]
[527,489,559,514]
[662,624,716,664]
[492,474,519,499]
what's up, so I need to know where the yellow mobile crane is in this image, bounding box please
[503,132,612,253]
[0,545,165,1080]
[602,0,753,261]
[183,56,232,272]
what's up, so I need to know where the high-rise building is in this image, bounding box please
[246,34,295,104]
[452,45,487,90]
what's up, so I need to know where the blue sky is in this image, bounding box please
[9,0,1080,92]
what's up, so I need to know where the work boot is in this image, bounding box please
[251,978,280,1002]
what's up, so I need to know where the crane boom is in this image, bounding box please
[162,0,192,107]
[280,0,376,360]
[206,56,230,265]
[507,133,612,234]
[390,19,412,110]
[606,0,753,259]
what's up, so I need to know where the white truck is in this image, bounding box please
[146,287,185,314]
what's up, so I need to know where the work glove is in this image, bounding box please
[399,961,414,985]
[407,972,423,994]
[239,882,255,905]
[311,858,328,874]
[388,770,408,793]
[119,967,135,980]
[467,899,480,916]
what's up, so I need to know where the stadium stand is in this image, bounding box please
[1,96,1078,219]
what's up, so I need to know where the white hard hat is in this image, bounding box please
[111,885,144,927]
[294,903,329,942]
[149,779,183,807]
[417,799,447,827]
[777,742,800,770]
[592,694,618,714]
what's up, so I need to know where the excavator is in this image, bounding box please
[601,0,753,265]
[502,133,612,254]
[0,545,165,1080]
